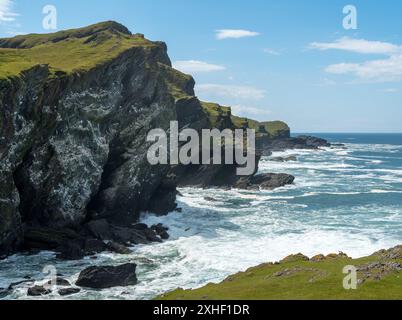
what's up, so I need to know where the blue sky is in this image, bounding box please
[1,0,402,132]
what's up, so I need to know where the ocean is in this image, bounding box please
[1,133,401,300]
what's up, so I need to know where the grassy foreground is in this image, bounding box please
[158,246,402,300]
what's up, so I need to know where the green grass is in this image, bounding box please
[158,246,402,300]
[201,102,289,137]
[201,102,232,127]
[0,21,155,79]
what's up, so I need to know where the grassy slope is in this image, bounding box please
[0,21,155,79]
[201,101,289,137]
[159,246,402,300]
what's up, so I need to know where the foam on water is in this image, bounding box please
[1,135,402,300]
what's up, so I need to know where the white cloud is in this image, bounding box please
[263,48,280,56]
[196,84,265,100]
[325,54,402,82]
[310,37,402,55]
[173,60,225,74]
[231,105,271,117]
[0,0,18,23]
[311,37,402,82]
[215,29,260,40]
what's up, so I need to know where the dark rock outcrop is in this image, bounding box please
[106,241,132,254]
[270,156,297,162]
[257,135,331,155]
[151,223,170,240]
[58,287,81,296]
[76,263,137,289]
[0,22,201,257]
[27,285,51,296]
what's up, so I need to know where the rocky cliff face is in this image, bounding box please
[0,22,210,257]
[0,22,311,258]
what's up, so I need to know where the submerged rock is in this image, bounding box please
[76,263,138,289]
[270,156,297,162]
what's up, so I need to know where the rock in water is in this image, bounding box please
[106,241,132,254]
[58,288,81,296]
[27,285,51,296]
[76,263,137,289]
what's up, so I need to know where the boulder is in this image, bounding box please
[106,241,132,254]
[280,253,309,264]
[27,285,51,296]
[76,263,138,289]
[58,287,81,296]
[234,173,295,190]
[47,278,71,287]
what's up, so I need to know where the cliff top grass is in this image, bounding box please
[159,246,402,300]
[201,102,231,127]
[201,101,290,137]
[0,21,156,79]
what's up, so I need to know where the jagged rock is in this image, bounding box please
[0,22,202,257]
[325,252,350,260]
[47,278,71,286]
[76,263,137,289]
[151,223,170,240]
[86,219,113,241]
[23,227,83,251]
[56,241,85,260]
[27,285,51,296]
[257,135,331,153]
[106,241,132,254]
[373,245,402,260]
[58,287,81,296]
[147,176,178,215]
[310,254,326,262]
[356,261,402,283]
[84,239,107,255]
[235,173,295,190]
[280,253,309,264]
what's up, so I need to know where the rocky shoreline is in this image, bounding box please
[0,22,333,261]
[0,22,340,299]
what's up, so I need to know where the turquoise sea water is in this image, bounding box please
[1,133,401,299]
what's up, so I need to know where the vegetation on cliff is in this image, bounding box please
[200,102,290,139]
[159,246,402,300]
[0,21,156,79]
